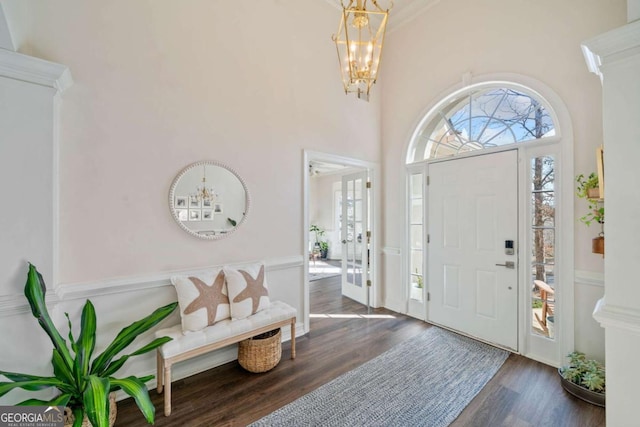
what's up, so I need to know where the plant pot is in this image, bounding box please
[587,188,601,199]
[558,369,605,407]
[320,249,328,259]
[592,235,604,255]
[64,392,117,427]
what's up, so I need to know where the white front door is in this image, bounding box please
[428,150,518,350]
[341,171,369,306]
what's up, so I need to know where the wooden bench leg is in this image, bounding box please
[164,364,172,416]
[290,318,296,359]
[157,351,164,394]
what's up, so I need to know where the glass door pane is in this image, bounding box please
[530,156,556,339]
[409,172,424,302]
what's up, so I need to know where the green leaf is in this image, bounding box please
[51,349,77,395]
[18,393,72,407]
[83,376,110,427]
[24,264,74,369]
[0,379,63,397]
[73,301,97,392]
[101,336,173,377]
[72,407,84,427]
[110,376,155,424]
[65,312,78,355]
[91,302,177,375]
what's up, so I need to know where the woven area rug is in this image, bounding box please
[250,327,508,427]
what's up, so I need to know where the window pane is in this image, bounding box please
[411,174,423,197]
[411,199,423,223]
[409,86,556,162]
[531,155,555,340]
[411,225,422,249]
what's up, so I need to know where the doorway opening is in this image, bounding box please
[404,78,575,366]
[303,151,380,334]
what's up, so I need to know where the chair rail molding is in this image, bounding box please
[54,255,304,301]
[593,297,640,336]
[382,246,401,256]
[575,270,605,287]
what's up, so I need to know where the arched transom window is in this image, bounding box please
[408,85,557,162]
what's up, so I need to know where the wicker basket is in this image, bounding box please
[64,392,117,427]
[238,328,282,373]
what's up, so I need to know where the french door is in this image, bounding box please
[428,150,519,350]
[341,171,369,306]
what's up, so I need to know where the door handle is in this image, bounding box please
[495,261,515,269]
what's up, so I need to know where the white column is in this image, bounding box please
[582,20,640,426]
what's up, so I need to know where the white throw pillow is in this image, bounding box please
[224,263,270,320]
[171,269,230,332]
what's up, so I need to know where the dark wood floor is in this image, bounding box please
[116,275,605,427]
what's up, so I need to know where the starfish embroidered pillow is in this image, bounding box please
[172,269,230,333]
[224,263,270,320]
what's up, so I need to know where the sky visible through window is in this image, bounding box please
[412,87,556,161]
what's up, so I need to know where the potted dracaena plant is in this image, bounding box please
[0,263,178,427]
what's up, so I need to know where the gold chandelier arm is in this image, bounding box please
[341,0,354,9]
[370,0,393,12]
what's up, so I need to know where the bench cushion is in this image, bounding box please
[156,300,296,359]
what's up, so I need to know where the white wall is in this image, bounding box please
[2,0,381,285]
[585,18,640,424]
[0,0,381,404]
[309,174,340,258]
[380,0,626,360]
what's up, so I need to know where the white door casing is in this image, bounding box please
[341,171,369,306]
[428,150,518,350]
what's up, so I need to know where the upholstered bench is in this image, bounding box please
[155,262,297,416]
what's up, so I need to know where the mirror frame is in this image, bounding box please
[169,160,251,240]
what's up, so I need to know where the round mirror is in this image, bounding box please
[169,161,250,240]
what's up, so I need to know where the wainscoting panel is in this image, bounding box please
[0,256,305,405]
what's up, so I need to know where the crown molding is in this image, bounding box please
[323,0,440,33]
[0,48,72,92]
[582,19,640,80]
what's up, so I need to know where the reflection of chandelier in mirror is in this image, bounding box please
[191,165,217,203]
[332,0,392,101]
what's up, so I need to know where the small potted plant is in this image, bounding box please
[559,351,605,407]
[575,173,604,255]
[318,241,329,259]
[0,264,178,427]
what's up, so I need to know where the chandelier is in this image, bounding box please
[191,165,217,203]
[332,0,392,101]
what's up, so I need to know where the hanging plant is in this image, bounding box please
[576,173,604,226]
